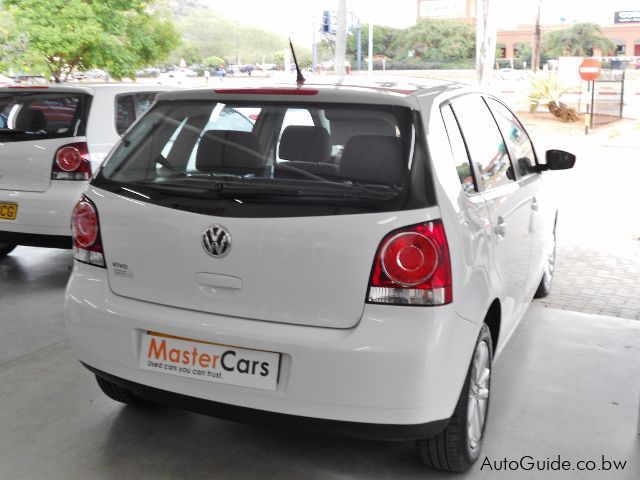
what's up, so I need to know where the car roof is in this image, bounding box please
[0,83,178,96]
[154,79,466,108]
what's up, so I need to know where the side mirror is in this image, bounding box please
[535,150,576,172]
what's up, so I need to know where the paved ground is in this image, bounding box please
[527,127,640,320]
[1,248,638,479]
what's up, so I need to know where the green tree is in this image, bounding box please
[346,24,399,61]
[5,0,179,80]
[544,23,616,57]
[394,19,475,61]
[204,55,225,68]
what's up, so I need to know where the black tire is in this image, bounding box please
[417,324,493,472]
[0,243,17,258]
[95,375,154,408]
[534,219,557,299]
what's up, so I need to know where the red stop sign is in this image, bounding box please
[579,58,601,81]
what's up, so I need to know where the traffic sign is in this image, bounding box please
[579,58,601,81]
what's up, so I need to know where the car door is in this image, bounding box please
[486,97,547,298]
[451,95,532,334]
[440,103,494,325]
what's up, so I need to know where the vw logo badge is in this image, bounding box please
[202,225,231,258]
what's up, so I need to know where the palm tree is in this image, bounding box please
[545,23,616,57]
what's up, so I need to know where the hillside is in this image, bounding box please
[166,0,291,65]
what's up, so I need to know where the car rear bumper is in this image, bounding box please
[0,181,87,241]
[86,363,450,441]
[65,262,480,432]
[0,231,71,248]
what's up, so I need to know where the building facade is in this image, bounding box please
[416,2,640,59]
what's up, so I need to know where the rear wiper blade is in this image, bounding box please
[128,181,211,197]
[0,128,26,134]
[215,182,302,198]
[128,180,303,199]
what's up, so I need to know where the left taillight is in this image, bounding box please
[71,196,105,268]
[52,142,91,180]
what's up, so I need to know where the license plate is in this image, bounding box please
[0,202,17,220]
[140,332,280,391]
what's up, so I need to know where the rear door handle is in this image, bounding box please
[532,198,539,212]
[494,216,507,237]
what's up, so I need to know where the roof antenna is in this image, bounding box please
[289,38,306,86]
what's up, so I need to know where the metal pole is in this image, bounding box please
[356,24,362,71]
[368,23,373,73]
[585,104,590,135]
[619,70,625,119]
[590,80,595,129]
[312,16,317,71]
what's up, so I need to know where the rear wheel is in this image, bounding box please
[95,375,154,408]
[0,243,17,258]
[417,324,493,472]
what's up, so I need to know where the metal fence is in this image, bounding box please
[590,70,625,127]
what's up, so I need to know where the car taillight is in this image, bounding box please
[367,221,452,306]
[71,196,105,268]
[52,142,91,180]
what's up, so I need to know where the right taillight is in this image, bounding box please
[367,220,452,306]
[71,196,105,268]
[52,142,91,180]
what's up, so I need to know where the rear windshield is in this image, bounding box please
[0,92,88,141]
[94,100,432,217]
[115,92,159,135]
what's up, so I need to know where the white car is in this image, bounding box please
[0,83,177,256]
[156,71,190,85]
[64,83,575,472]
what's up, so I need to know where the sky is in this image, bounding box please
[205,0,640,44]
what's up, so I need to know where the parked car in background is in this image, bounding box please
[157,70,190,85]
[0,83,177,257]
[65,82,574,472]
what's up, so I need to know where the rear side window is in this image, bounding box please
[95,100,426,217]
[0,93,86,141]
[115,92,158,135]
[451,96,514,191]
[486,98,537,177]
[441,105,476,194]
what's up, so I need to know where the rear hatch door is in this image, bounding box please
[91,189,439,329]
[0,90,89,192]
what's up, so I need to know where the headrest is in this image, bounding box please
[196,130,263,172]
[278,160,339,177]
[323,110,396,146]
[340,135,405,185]
[279,125,331,164]
[15,109,47,131]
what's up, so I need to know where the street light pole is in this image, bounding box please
[356,20,362,71]
[312,16,317,71]
[335,0,347,76]
[368,22,373,73]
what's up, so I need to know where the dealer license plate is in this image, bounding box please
[0,202,17,220]
[140,332,280,391]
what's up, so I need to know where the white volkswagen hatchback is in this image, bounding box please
[65,82,574,472]
[0,84,176,256]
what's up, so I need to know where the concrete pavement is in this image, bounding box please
[530,129,640,320]
[0,247,638,479]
